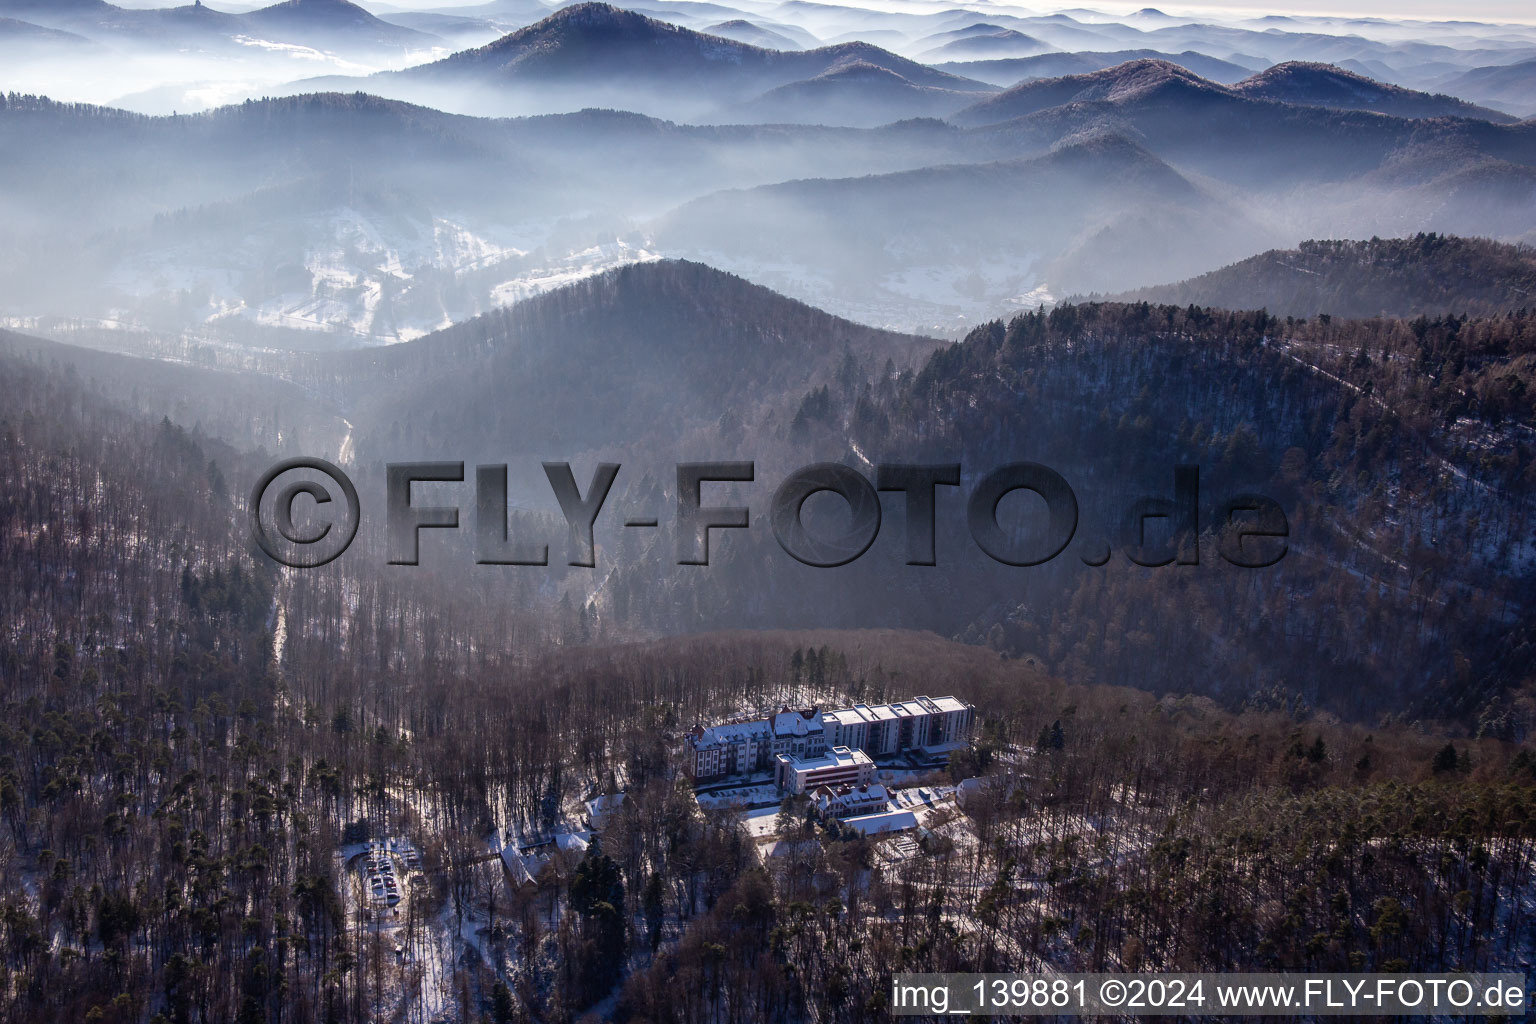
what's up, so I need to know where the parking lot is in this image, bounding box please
[356,838,423,910]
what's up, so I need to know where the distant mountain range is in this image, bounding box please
[368,2,996,120]
[1104,234,1536,318]
[245,0,432,48]
[950,57,1232,126]
[270,3,1535,132]
[0,0,435,52]
[6,46,1536,336]
[1439,58,1536,120]
[1232,62,1516,123]
[721,60,984,127]
[649,131,1267,318]
[942,58,1536,208]
[703,17,802,50]
[4,0,1534,118]
[0,13,94,44]
[952,58,1517,127]
[937,49,1257,87]
[3,2,1536,334]
[915,25,1049,62]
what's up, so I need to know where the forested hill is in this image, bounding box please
[1106,234,1536,318]
[633,298,1536,722]
[305,259,940,462]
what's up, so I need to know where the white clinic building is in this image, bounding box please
[774,745,877,794]
[687,695,974,785]
[822,695,974,756]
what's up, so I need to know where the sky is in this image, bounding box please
[1107,0,1536,19]
[105,0,1536,18]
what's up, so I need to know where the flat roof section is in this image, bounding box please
[778,745,873,772]
[821,696,970,729]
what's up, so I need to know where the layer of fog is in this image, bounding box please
[2,0,1536,344]
[6,0,1536,116]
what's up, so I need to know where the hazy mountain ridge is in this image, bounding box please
[953,62,1536,200]
[721,59,985,126]
[1232,61,1518,123]
[8,58,1536,337]
[0,0,437,52]
[5,7,1536,334]
[1106,233,1536,318]
[306,258,941,460]
[0,325,346,452]
[937,48,1258,87]
[952,56,1519,128]
[1439,57,1536,120]
[246,0,435,47]
[648,130,1264,322]
[916,26,1049,62]
[703,17,802,50]
[0,15,96,45]
[0,90,1020,340]
[0,91,567,342]
[383,1,995,119]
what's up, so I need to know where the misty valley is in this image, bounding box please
[2,0,1536,1022]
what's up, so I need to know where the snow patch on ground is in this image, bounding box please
[488,242,663,308]
[108,207,532,342]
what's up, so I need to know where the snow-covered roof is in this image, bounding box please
[692,718,771,748]
[825,705,875,726]
[818,783,887,803]
[780,745,872,771]
[843,809,918,834]
[585,793,625,828]
[694,696,971,750]
[585,793,625,815]
[500,847,536,886]
[823,696,970,727]
[554,831,590,854]
[772,708,822,737]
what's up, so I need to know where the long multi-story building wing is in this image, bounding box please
[686,695,974,783]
